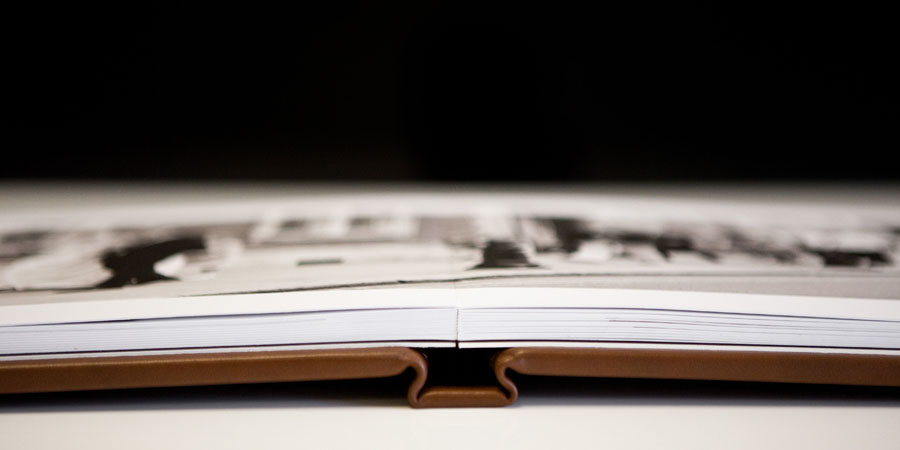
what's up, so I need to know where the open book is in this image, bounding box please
[2,188,900,360]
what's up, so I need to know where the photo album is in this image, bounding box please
[2,189,899,360]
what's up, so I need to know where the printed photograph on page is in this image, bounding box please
[2,194,900,307]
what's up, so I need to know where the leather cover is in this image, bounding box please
[2,346,899,408]
[0,348,426,404]
[491,347,900,405]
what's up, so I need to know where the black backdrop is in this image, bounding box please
[4,3,897,181]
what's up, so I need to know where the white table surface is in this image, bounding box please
[2,377,899,450]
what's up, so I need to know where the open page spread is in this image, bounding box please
[2,188,900,357]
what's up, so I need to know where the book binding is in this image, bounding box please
[2,346,899,408]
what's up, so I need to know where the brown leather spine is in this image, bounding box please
[411,385,512,408]
[493,347,900,405]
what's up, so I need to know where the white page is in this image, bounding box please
[0,289,458,327]
[0,308,459,355]
[4,287,900,328]
[455,288,900,322]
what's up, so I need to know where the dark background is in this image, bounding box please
[3,3,897,181]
